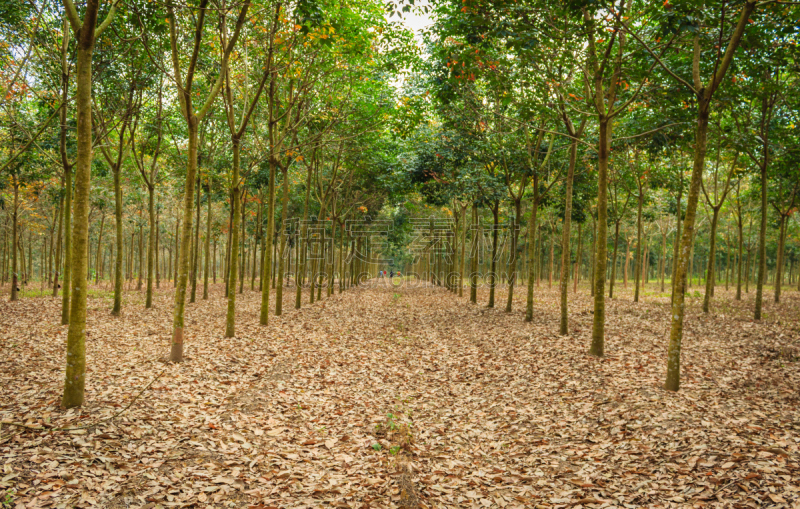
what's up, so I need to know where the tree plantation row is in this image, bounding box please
[0,0,798,415]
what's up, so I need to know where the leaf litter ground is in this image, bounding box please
[0,283,798,508]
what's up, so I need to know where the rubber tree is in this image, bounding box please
[555,105,587,334]
[700,147,738,313]
[96,85,137,315]
[624,0,760,390]
[221,12,273,337]
[524,128,555,322]
[132,79,165,309]
[167,0,250,362]
[61,0,121,408]
[769,170,800,303]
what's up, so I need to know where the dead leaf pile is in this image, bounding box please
[0,283,798,508]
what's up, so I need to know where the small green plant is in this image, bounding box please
[371,443,382,451]
[3,489,15,508]
[389,445,401,455]
[386,413,398,431]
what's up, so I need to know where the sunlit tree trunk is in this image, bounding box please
[559,138,577,333]
[62,166,72,324]
[774,215,787,303]
[62,6,104,405]
[10,179,19,302]
[225,141,242,337]
[590,118,611,357]
[203,177,211,300]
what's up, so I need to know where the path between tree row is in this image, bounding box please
[0,285,798,508]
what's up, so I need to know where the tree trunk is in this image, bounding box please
[203,177,211,300]
[10,181,18,301]
[559,138,577,333]
[169,114,200,363]
[61,165,72,324]
[173,215,180,288]
[664,100,711,392]
[671,180,683,304]
[590,118,610,357]
[702,208,720,313]
[225,141,242,337]
[276,167,289,315]
[259,156,277,324]
[633,187,643,302]
[754,162,767,320]
[573,222,582,294]
[53,192,64,296]
[62,31,99,407]
[488,203,499,308]
[774,215,787,303]
[190,173,201,303]
[146,186,155,308]
[471,203,480,305]
[295,168,312,309]
[609,221,620,299]
[95,215,104,286]
[506,199,521,312]
[239,193,246,295]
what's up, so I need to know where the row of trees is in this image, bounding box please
[1,0,415,407]
[0,0,798,407]
[392,0,800,391]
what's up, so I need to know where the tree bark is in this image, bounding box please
[62,11,101,406]
[589,118,610,357]
[225,141,242,337]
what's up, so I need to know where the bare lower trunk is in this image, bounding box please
[170,115,200,363]
[146,187,155,308]
[62,35,98,407]
[754,163,766,320]
[665,102,711,392]
[559,138,577,334]
[225,142,242,337]
[774,216,787,303]
[590,119,610,357]
[276,168,289,315]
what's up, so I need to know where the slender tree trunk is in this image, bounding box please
[169,114,200,363]
[53,193,64,296]
[61,166,72,324]
[259,156,277,324]
[774,215,787,303]
[203,176,211,300]
[609,221,620,299]
[701,208,720,313]
[590,118,610,357]
[156,208,160,289]
[665,99,713,392]
[525,182,539,320]
[190,173,201,303]
[559,138,577,333]
[94,215,104,286]
[146,187,155,308]
[276,167,289,315]
[295,169,312,309]
[736,219,743,300]
[506,199,521,312]
[755,162,767,320]
[173,215,180,288]
[671,181,683,304]
[573,222,582,294]
[10,181,18,302]
[225,142,242,337]
[634,188,643,302]
[62,29,99,407]
[488,203,499,308]
[239,193,246,294]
